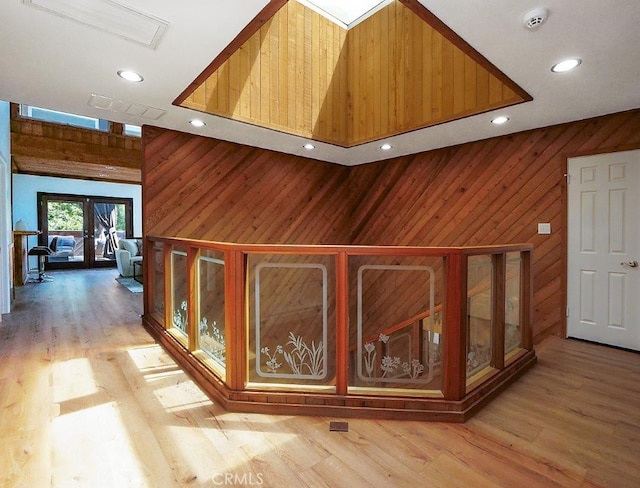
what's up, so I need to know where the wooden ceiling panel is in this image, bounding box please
[180,1,348,145]
[177,0,530,147]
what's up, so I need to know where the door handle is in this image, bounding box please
[620,260,639,268]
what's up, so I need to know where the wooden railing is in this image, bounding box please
[141,236,536,422]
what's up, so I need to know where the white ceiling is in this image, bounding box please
[1,0,639,166]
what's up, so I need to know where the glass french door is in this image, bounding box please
[38,193,133,269]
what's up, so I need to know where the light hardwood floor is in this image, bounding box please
[1,269,639,487]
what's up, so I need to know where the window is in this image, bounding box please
[124,124,142,137]
[20,105,109,131]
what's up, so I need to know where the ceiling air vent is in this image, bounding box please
[22,0,168,49]
[88,94,166,120]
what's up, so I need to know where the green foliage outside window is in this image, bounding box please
[47,201,126,232]
[48,202,83,231]
[115,206,125,230]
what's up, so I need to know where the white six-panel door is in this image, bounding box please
[567,150,640,351]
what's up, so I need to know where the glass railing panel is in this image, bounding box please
[197,250,226,375]
[505,251,523,358]
[150,241,165,324]
[247,254,336,389]
[348,255,444,395]
[466,254,494,378]
[169,247,189,342]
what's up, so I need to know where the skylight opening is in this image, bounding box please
[297,0,393,29]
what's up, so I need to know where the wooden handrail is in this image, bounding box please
[146,235,533,256]
[356,308,438,351]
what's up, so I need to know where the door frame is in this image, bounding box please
[37,192,133,270]
[563,146,640,343]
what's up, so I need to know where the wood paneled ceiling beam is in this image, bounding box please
[12,156,141,184]
[10,103,142,184]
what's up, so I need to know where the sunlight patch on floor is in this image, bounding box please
[51,402,151,487]
[51,357,98,404]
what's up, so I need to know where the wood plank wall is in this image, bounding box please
[347,110,640,340]
[143,127,351,244]
[143,109,640,342]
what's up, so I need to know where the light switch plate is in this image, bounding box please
[538,223,551,234]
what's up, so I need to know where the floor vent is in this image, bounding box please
[329,421,349,432]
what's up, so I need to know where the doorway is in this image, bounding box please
[37,192,133,270]
[567,149,640,351]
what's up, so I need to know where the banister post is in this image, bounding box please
[443,251,468,401]
[521,250,534,350]
[163,244,172,330]
[225,249,246,391]
[336,252,349,396]
[142,237,150,318]
[492,253,506,370]
[187,246,199,351]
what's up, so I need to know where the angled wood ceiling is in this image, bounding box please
[176,0,530,147]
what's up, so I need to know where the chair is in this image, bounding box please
[115,238,143,277]
[28,246,53,282]
[48,235,76,261]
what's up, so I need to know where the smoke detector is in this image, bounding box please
[523,7,549,30]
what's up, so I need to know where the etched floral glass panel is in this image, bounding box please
[170,248,188,338]
[198,250,226,372]
[505,252,522,356]
[349,255,443,394]
[466,254,493,377]
[248,254,335,387]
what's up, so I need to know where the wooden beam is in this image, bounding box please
[10,106,142,183]
[12,156,141,184]
[11,131,141,169]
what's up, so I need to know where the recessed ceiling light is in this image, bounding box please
[551,58,582,73]
[189,119,206,128]
[491,116,510,125]
[303,143,315,150]
[380,143,392,150]
[117,70,144,82]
